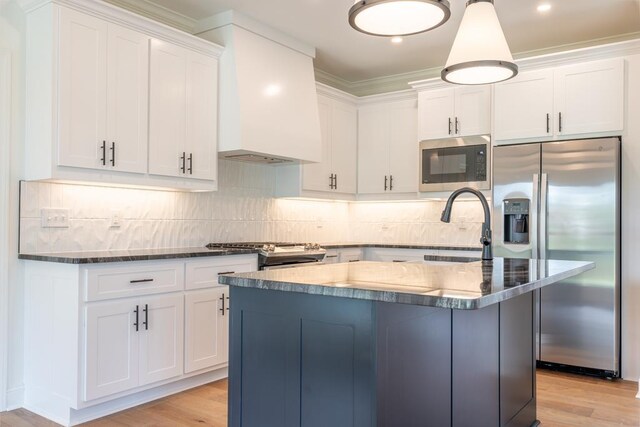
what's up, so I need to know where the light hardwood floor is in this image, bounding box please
[1,371,639,426]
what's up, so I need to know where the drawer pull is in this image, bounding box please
[217,271,235,275]
[220,293,226,316]
[130,278,154,284]
[325,255,338,258]
[226,295,230,312]
[348,259,360,263]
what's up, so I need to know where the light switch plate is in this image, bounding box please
[41,208,70,228]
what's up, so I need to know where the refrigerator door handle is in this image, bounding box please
[540,173,548,260]
[532,173,539,260]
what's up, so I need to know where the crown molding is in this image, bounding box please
[194,10,315,58]
[410,35,640,91]
[315,82,358,104]
[20,0,222,57]
[102,0,196,33]
[356,88,417,106]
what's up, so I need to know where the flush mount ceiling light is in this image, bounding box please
[442,0,517,85]
[349,0,451,37]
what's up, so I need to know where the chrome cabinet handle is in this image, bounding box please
[448,117,452,135]
[180,152,186,173]
[334,174,337,190]
[546,114,550,133]
[330,174,335,189]
[188,153,193,175]
[455,117,459,134]
[100,141,106,166]
[110,142,115,167]
[384,175,388,191]
[226,295,230,313]
[217,271,235,275]
[390,175,393,191]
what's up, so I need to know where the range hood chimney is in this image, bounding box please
[196,12,322,164]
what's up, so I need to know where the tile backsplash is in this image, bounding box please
[19,161,485,253]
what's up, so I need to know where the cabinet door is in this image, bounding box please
[138,293,184,386]
[185,288,228,373]
[106,23,149,174]
[331,100,358,194]
[417,88,455,140]
[149,39,187,178]
[554,58,624,136]
[357,106,389,194]
[58,7,107,170]
[185,51,218,181]
[494,69,554,141]
[388,100,418,193]
[303,95,333,192]
[454,86,491,137]
[84,299,139,401]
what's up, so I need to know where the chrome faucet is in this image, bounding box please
[440,187,493,261]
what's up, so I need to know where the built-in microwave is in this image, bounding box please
[419,135,491,192]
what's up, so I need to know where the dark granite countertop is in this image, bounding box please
[18,243,482,264]
[321,243,481,251]
[218,258,594,310]
[18,247,258,264]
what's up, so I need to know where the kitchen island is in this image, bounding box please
[219,258,593,427]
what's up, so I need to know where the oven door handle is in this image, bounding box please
[262,261,325,271]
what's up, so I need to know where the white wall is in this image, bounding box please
[0,0,25,410]
[621,54,640,382]
[18,162,485,252]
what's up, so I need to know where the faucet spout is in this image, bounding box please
[440,187,493,261]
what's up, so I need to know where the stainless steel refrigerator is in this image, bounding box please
[493,137,620,378]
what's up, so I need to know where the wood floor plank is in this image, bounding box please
[3,372,639,426]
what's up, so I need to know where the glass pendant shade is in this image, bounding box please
[349,0,451,36]
[442,0,517,85]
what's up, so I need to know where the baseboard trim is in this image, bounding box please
[6,386,24,411]
[24,369,227,426]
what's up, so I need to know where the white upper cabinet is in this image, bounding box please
[494,69,554,140]
[554,59,624,136]
[417,86,490,141]
[58,8,148,174]
[25,2,222,190]
[302,95,357,194]
[149,41,219,181]
[149,40,188,179]
[58,8,108,170]
[358,99,418,195]
[494,58,624,142]
[276,90,357,199]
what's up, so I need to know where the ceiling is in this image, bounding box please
[110,0,640,91]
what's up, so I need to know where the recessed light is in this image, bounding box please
[391,36,403,44]
[537,3,551,12]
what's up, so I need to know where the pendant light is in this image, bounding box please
[349,0,451,37]
[442,0,517,85]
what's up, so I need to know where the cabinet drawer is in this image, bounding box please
[185,255,258,290]
[84,261,184,302]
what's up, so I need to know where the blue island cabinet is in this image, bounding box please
[228,287,535,427]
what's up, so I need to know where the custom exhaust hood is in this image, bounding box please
[197,12,322,164]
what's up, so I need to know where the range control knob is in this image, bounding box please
[262,244,275,252]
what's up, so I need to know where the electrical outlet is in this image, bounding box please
[41,208,70,228]
[110,210,122,228]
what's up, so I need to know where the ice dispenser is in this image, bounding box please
[503,199,529,244]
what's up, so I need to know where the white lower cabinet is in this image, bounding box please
[185,287,229,373]
[84,293,184,401]
[23,254,257,426]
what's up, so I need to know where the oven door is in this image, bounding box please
[419,135,491,192]
[261,261,325,271]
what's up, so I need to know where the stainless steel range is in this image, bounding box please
[206,242,326,270]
